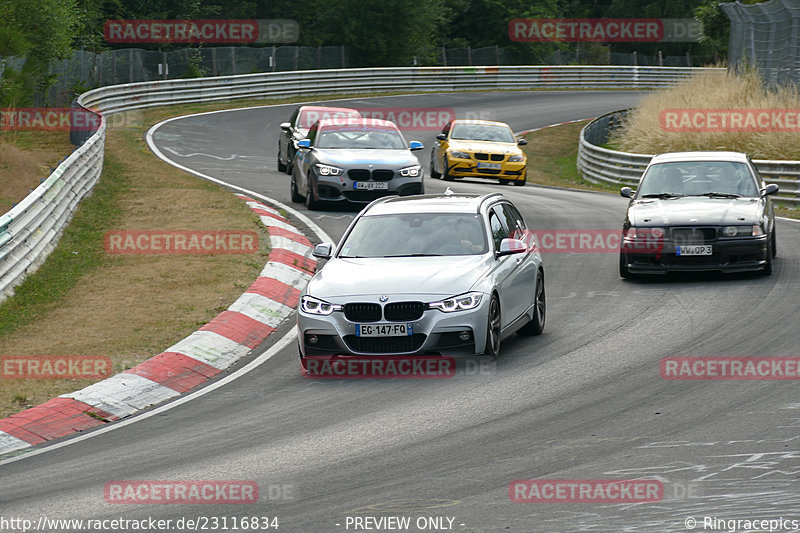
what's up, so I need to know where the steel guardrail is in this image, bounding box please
[0,65,722,303]
[577,109,800,205]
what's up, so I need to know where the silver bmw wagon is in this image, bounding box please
[296,192,545,367]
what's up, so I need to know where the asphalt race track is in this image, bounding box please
[2,91,799,532]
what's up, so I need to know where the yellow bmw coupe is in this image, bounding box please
[430,119,528,186]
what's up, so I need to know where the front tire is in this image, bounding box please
[290,172,302,203]
[305,179,320,210]
[762,233,774,275]
[518,272,545,336]
[771,227,777,257]
[484,294,501,358]
[443,156,455,181]
[429,150,441,179]
[619,253,633,279]
[277,142,287,173]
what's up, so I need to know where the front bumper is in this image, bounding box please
[297,297,491,357]
[621,235,769,274]
[314,173,424,204]
[448,157,526,181]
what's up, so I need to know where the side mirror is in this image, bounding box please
[409,140,424,151]
[312,242,333,259]
[620,187,634,198]
[436,133,447,141]
[517,138,528,146]
[280,122,291,131]
[297,139,311,149]
[762,183,779,196]
[496,238,527,257]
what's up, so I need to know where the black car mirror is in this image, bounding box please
[762,183,779,196]
[436,133,447,141]
[620,187,634,198]
[312,242,333,259]
[280,122,291,131]
[517,138,528,146]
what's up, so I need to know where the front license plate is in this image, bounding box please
[477,162,502,170]
[353,182,389,190]
[356,323,413,337]
[676,245,713,256]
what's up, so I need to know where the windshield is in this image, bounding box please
[297,109,359,129]
[316,127,406,149]
[637,161,759,198]
[450,123,515,143]
[339,213,488,257]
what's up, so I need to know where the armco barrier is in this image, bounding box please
[0,65,719,304]
[577,109,800,205]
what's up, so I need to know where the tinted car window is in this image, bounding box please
[638,162,758,197]
[316,127,406,149]
[450,124,515,143]
[499,203,526,239]
[488,208,509,251]
[339,213,488,257]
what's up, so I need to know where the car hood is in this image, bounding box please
[449,139,522,155]
[314,149,419,168]
[306,255,492,300]
[627,197,764,226]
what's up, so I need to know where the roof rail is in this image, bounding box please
[477,192,504,211]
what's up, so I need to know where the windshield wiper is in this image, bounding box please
[693,192,741,198]
[641,192,686,199]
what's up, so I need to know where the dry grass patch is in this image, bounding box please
[0,131,74,214]
[612,70,800,160]
[523,120,617,194]
[0,119,268,418]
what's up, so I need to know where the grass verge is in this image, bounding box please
[0,112,270,419]
[521,121,618,194]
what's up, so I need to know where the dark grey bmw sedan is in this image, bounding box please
[619,151,779,277]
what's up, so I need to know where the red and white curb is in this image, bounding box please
[0,195,314,455]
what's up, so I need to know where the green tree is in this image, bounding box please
[0,0,79,106]
[313,0,446,66]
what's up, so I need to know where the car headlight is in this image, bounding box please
[300,295,342,315]
[721,225,763,237]
[623,227,665,240]
[508,154,524,162]
[449,150,470,159]
[315,164,344,176]
[399,165,421,177]
[428,292,483,313]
